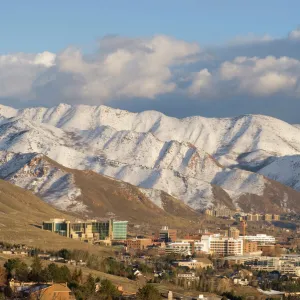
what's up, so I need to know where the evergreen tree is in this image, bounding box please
[98,279,120,300]
[136,284,161,300]
[30,255,43,282]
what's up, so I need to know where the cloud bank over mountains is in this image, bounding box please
[2,28,300,122]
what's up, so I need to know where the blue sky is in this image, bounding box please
[1,0,299,53]
[1,1,300,123]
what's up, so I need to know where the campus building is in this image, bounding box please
[228,227,240,239]
[243,234,275,245]
[42,219,70,237]
[159,226,177,242]
[166,234,243,256]
[204,207,235,218]
[244,241,258,253]
[263,214,273,221]
[166,241,203,256]
[126,238,153,250]
[174,258,213,270]
[42,218,128,241]
[202,234,243,256]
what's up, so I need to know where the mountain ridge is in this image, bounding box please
[0,103,300,213]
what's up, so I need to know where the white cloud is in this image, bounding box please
[190,56,300,97]
[288,28,300,40]
[45,35,200,102]
[0,35,200,103]
[2,28,300,122]
[0,52,55,99]
[188,69,212,95]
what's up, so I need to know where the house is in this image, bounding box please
[38,254,51,260]
[133,269,142,277]
[22,283,75,300]
[233,278,249,286]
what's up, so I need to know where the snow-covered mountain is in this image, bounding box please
[0,150,204,225]
[0,103,300,213]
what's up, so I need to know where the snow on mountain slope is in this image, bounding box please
[0,103,300,212]
[79,125,222,180]
[0,150,202,224]
[0,151,85,212]
[258,155,300,191]
[3,104,300,165]
[0,116,230,210]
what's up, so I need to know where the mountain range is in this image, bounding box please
[0,103,299,215]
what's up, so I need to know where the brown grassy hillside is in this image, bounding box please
[0,179,112,254]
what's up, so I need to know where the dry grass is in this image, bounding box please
[0,179,112,254]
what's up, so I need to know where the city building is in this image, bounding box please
[166,241,203,256]
[263,214,272,221]
[42,219,70,237]
[225,254,262,265]
[243,234,275,245]
[201,234,243,256]
[175,258,213,270]
[126,238,153,250]
[159,226,177,242]
[112,221,128,240]
[243,214,281,222]
[245,214,253,221]
[43,218,128,241]
[167,235,244,256]
[204,207,235,218]
[228,227,240,239]
[252,214,262,221]
[244,241,258,254]
[226,254,300,276]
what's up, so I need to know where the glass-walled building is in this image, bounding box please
[112,220,128,240]
[42,219,70,237]
[43,218,128,241]
[92,220,110,240]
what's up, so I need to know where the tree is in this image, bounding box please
[15,262,29,282]
[0,266,7,286]
[98,279,120,300]
[58,249,71,260]
[48,263,61,282]
[136,284,161,300]
[84,274,96,297]
[4,259,21,277]
[72,268,83,284]
[59,265,71,282]
[30,256,43,282]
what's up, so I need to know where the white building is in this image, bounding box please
[201,234,243,256]
[242,234,275,244]
[166,234,244,256]
[165,241,203,255]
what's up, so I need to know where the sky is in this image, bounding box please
[1,1,300,122]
